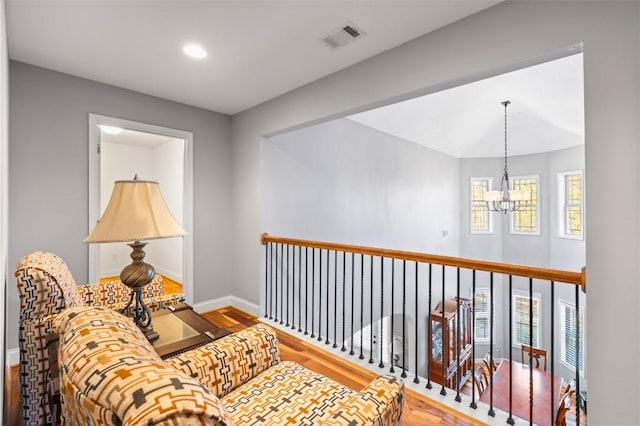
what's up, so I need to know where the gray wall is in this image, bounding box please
[263,118,460,255]
[231,2,639,423]
[8,61,233,349]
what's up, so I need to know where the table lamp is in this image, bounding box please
[85,175,186,341]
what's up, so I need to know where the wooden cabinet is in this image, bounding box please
[429,297,473,390]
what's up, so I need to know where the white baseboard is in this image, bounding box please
[192,295,260,316]
[6,347,19,366]
[5,296,260,366]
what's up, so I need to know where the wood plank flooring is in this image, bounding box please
[100,274,184,295]
[4,306,483,425]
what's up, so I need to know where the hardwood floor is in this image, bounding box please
[100,274,184,295]
[4,306,484,425]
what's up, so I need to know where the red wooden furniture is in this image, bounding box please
[479,360,562,425]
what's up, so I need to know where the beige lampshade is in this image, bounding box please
[483,190,503,202]
[508,190,531,201]
[85,179,186,243]
[483,190,531,202]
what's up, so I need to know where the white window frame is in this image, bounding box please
[512,290,541,348]
[510,175,540,236]
[558,170,584,240]
[470,177,493,234]
[474,288,492,343]
[559,299,585,374]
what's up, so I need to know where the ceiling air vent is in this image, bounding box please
[321,21,367,50]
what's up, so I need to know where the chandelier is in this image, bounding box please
[484,100,531,213]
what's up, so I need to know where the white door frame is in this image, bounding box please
[88,113,194,304]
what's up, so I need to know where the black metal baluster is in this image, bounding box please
[271,243,275,320]
[280,243,285,324]
[359,254,365,360]
[488,272,495,417]
[440,264,446,396]
[285,244,289,327]
[414,262,419,384]
[401,260,407,378]
[455,268,461,402]
[341,251,347,352]
[318,249,323,341]
[290,245,295,329]
[298,246,302,332]
[506,275,513,424]
[304,247,309,335]
[529,277,534,425]
[369,255,374,364]
[550,281,555,425]
[379,257,385,368]
[333,250,338,348]
[350,252,355,356]
[426,263,433,390]
[325,249,330,345]
[311,248,316,339]
[275,243,280,323]
[489,272,496,409]
[575,283,581,426]
[390,259,395,374]
[265,242,269,318]
[470,269,477,409]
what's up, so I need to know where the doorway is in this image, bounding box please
[88,114,194,303]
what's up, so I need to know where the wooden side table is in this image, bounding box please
[151,303,231,359]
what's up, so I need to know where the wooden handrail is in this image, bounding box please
[261,233,586,290]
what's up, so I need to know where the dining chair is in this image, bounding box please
[473,366,489,396]
[521,344,548,371]
[483,352,498,375]
[555,392,571,426]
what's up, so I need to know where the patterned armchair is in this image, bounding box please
[54,306,405,426]
[15,251,184,426]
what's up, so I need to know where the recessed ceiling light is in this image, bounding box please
[99,125,123,135]
[183,44,207,59]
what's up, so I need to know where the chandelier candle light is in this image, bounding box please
[484,100,531,213]
[84,176,186,341]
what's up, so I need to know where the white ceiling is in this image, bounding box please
[348,53,585,158]
[101,128,178,149]
[6,0,501,115]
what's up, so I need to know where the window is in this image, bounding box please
[474,289,491,342]
[512,291,540,347]
[470,178,492,233]
[558,171,583,239]
[511,175,539,235]
[560,300,585,373]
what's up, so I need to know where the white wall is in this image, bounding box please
[232,2,639,423]
[100,142,155,277]
[152,139,185,282]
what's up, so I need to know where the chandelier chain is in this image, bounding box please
[502,100,510,179]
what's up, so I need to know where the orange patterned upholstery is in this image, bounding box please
[55,307,405,426]
[15,251,184,426]
[54,307,230,426]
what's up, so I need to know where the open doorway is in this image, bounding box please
[88,114,194,303]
